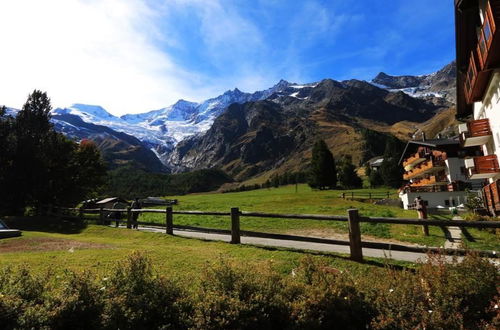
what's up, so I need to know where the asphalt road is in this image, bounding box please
[131,225,437,263]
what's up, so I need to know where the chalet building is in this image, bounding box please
[399,139,482,209]
[455,0,500,214]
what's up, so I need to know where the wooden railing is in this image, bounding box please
[466,118,492,137]
[402,151,426,168]
[477,0,500,69]
[470,155,500,174]
[411,175,448,187]
[340,191,394,200]
[48,206,500,262]
[403,159,446,180]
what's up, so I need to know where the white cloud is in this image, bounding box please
[0,0,212,115]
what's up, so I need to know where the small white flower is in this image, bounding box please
[389,289,394,293]
[291,269,296,277]
[103,277,109,281]
[494,304,498,309]
[428,310,433,313]
[68,247,74,253]
[100,286,106,291]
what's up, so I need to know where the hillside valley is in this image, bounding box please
[3,62,458,182]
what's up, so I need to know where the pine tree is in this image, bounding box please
[337,156,362,189]
[0,91,107,215]
[379,136,405,188]
[369,169,384,187]
[308,140,337,189]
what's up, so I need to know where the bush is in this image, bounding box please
[192,259,292,330]
[0,253,497,329]
[101,252,189,329]
[364,253,499,329]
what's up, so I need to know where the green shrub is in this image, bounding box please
[0,253,497,329]
[192,259,292,330]
[46,271,104,329]
[364,253,499,329]
[101,252,190,329]
[290,257,374,329]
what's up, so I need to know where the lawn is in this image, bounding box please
[0,223,412,280]
[134,185,453,248]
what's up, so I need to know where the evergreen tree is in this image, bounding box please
[0,91,107,215]
[369,169,384,187]
[379,136,405,188]
[337,156,362,189]
[308,140,337,189]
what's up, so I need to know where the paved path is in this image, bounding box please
[444,216,463,249]
[118,225,439,263]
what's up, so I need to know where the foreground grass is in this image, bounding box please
[134,185,457,248]
[0,222,412,279]
[1,234,498,329]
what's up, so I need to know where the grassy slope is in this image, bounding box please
[135,185,450,247]
[0,225,411,279]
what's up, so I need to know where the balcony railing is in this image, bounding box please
[402,151,426,168]
[464,50,492,104]
[403,159,447,180]
[411,175,448,187]
[464,1,500,104]
[459,118,493,147]
[465,154,500,179]
[476,0,500,70]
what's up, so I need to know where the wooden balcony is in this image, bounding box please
[476,0,500,70]
[482,180,500,214]
[402,151,426,169]
[465,154,500,179]
[464,50,492,104]
[403,160,446,180]
[411,175,448,187]
[464,1,500,104]
[459,118,493,147]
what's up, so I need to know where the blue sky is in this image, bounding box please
[0,0,455,115]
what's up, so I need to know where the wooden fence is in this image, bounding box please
[50,206,500,262]
[340,191,395,200]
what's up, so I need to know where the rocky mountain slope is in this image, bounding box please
[3,61,456,179]
[168,77,450,180]
[372,61,456,104]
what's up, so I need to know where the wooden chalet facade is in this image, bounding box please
[399,139,482,209]
[456,0,500,215]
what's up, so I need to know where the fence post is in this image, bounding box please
[78,207,83,220]
[351,192,354,199]
[231,207,241,244]
[126,207,132,229]
[166,206,173,235]
[99,207,104,225]
[347,209,363,262]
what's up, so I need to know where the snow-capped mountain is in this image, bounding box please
[370,61,456,104]
[47,80,307,166]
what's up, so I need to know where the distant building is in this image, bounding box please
[367,156,384,171]
[398,138,482,209]
[455,0,500,215]
[96,197,129,209]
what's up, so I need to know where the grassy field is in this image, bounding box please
[131,185,455,247]
[0,222,412,280]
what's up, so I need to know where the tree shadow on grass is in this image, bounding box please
[4,216,87,234]
[176,234,414,272]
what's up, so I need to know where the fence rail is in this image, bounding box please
[340,191,396,200]
[47,205,500,262]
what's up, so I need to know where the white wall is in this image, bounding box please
[400,191,470,210]
[473,70,500,183]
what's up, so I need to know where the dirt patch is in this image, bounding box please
[284,228,419,246]
[0,237,110,253]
